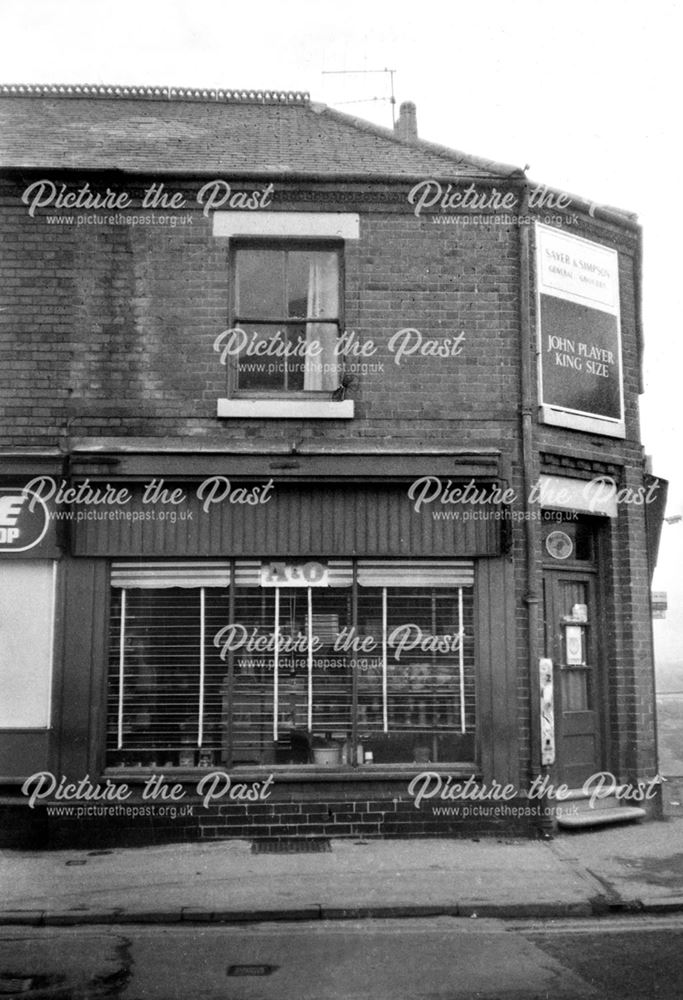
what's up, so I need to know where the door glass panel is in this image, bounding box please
[561,668,590,711]
[558,580,592,712]
[558,580,588,619]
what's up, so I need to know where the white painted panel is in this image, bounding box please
[538,474,617,517]
[0,560,55,728]
[217,398,354,419]
[213,212,360,239]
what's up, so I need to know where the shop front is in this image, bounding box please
[106,556,476,773]
[0,449,531,845]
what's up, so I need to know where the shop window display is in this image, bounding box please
[106,560,475,769]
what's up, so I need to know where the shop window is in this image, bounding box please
[106,560,476,769]
[0,560,55,728]
[229,585,355,765]
[230,245,342,395]
[106,562,231,769]
[355,587,475,764]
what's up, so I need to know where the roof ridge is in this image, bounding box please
[0,83,310,105]
[311,102,525,179]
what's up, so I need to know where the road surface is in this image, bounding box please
[1,914,682,998]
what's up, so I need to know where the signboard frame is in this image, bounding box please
[535,222,625,439]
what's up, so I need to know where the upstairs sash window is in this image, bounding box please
[232,246,342,394]
[106,559,475,769]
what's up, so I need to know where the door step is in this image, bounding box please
[555,788,621,814]
[555,788,646,829]
[556,805,646,829]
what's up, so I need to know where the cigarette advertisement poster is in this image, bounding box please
[536,223,624,435]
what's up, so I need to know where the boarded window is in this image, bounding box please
[0,560,55,728]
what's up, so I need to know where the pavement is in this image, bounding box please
[1,789,683,926]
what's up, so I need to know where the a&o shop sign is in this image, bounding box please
[0,487,50,552]
[536,223,624,437]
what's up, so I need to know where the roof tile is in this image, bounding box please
[0,88,522,178]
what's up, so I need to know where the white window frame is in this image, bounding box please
[213,212,359,419]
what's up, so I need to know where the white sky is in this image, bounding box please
[1,0,681,673]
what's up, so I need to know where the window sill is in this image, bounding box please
[104,763,479,783]
[217,398,354,419]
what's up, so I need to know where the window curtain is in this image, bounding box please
[304,255,340,391]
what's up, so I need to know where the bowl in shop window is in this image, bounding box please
[312,745,342,766]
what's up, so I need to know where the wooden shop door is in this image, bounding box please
[543,567,604,788]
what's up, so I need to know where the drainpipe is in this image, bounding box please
[518,189,549,832]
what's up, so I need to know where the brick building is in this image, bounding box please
[0,85,666,846]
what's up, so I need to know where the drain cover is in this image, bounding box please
[251,837,331,854]
[227,964,278,977]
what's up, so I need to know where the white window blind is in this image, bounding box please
[357,560,474,587]
[111,561,231,589]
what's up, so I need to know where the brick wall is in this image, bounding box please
[0,176,523,446]
[0,169,657,825]
[41,784,536,849]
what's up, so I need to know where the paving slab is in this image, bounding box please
[1,819,682,923]
[0,837,589,919]
[548,817,683,908]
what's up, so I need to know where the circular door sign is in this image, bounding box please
[546,530,573,560]
[0,488,50,552]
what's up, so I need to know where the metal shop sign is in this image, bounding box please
[536,223,623,431]
[260,560,329,587]
[0,486,56,556]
